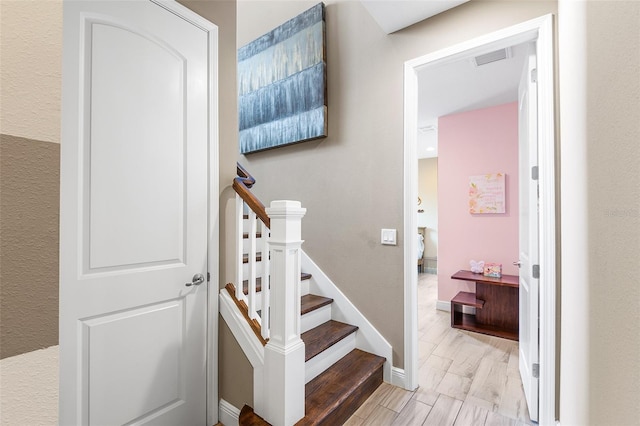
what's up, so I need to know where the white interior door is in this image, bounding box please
[517,43,539,422]
[60,1,212,424]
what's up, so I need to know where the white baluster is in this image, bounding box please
[235,194,244,301]
[261,226,270,340]
[262,200,306,426]
[248,210,258,319]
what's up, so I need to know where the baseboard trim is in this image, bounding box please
[391,367,407,389]
[219,399,240,426]
[436,300,476,315]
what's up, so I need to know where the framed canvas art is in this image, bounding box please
[469,173,506,214]
[238,3,327,154]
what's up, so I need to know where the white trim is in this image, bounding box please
[391,367,407,389]
[557,1,588,424]
[151,4,221,424]
[218,399,240,426]
[219,290,265,368]
[533,15,557,426]
[435,300,450,312]
[305,333,356,384]
[403,14,556,424]
[301,251,393,382]
[300,304,331,334]
[219,290,266,413]
[203,14,220,426]
[403,59,420,392]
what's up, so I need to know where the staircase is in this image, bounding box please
[222,164,387,426]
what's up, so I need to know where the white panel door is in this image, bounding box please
[517,43,539,422]
[60,1,213,424]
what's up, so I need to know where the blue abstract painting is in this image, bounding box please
[238,3,327,154]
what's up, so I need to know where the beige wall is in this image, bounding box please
[0,0,62,359]
[0,135,60,358]
[236,0,556,381]
[0,0,62,143]
[583,1,639,423]
[418,158,438,259]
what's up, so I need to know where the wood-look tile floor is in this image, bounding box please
[344,273,533,426]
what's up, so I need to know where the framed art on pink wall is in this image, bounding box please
[469,173,506,214]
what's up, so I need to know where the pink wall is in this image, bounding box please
[437,102,519,302]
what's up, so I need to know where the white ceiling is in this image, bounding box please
[360,0,470,34]
[357,1,529,160]
[416,43,529,158]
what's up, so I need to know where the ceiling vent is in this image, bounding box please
[473,47,512,66]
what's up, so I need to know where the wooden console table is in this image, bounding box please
[450,270,519,341]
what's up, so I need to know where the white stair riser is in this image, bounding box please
[305,333,356,384]
[300,305,331,334]
[301,277,309,296]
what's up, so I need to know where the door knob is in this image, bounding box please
[513,261,522,267]
[185,273,205,287]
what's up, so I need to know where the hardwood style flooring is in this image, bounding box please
[344,273,532,426]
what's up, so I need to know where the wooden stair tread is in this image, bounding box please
[239,350,384,426]
[242,273,312,294]
[301,321,358,362]
[301,294,333,315]
[239,404,269,426]
[296,349,385,426]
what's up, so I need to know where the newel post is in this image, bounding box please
[262,200,306,426]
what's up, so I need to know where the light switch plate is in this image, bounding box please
[381,229,397,245]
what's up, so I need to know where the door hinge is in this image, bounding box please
[532,264,540,279]
[532,363,540,379]
[207,272,210,282]
[531,166,539,181]
[531,68,538,83]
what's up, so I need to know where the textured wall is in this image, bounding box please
[584,1,640,423]
[0,0,63,359]
[559,2,640,424]
[0,135,60,359]
[0,0,62,142]
[0,346,59,425]
[437,103,519,303]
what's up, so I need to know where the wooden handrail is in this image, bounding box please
[225,283,268,346]
[233,163,270,228]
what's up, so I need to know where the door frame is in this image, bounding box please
[150,3,221,424]
[402,14,556,425]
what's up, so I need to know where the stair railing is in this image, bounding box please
[233,163,307,425]
[233,163,271,339]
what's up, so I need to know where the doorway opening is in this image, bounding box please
[403,14,556,425]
